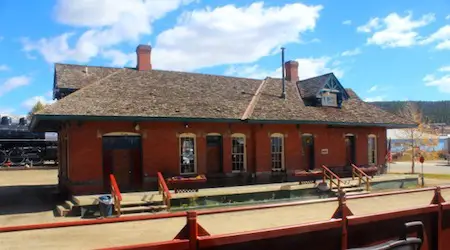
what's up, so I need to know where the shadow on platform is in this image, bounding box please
[0,184,59,216]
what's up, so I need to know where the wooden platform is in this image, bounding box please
[2,186,446,250]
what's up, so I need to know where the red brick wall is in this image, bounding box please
[63,121,387,193]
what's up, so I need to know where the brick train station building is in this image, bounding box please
[31,44,414,195]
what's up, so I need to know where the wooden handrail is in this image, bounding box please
[321,165,343,190]
[109,174,122,216]
[157,172,172,209]
[351,164,371,191]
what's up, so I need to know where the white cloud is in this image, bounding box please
[22,0,195,64]
[0,64,9,71]
[438,66,450,72]
[357,12,435,48]
[341,48,361,56]
[446,15,450,20]
[225,56,343,80]
[357,18,381,33]
[151,2,323,71]
[21,96,56,109]
[0,76,32,96]
[364,96,385,102]
[368,85,378,93]
[423,72,450,94]
[342,20,352,25]
[421,25,450,50]
[101,49,136,67]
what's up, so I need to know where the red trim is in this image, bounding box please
[98,239,189,250]
[351,164,371,179]
[441,202,450,210]
[347,205,438,226]
[110,174,122,201]
[321,165,343,183]
[197,219,342,247]
[0,212,187,233]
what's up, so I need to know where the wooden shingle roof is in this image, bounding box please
[32,64,416,130]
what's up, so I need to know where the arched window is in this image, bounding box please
[231,133,246,172]
[270,133,285,171]
[368,134,377,165]
[179,133,197,174]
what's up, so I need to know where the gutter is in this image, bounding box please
[31,114,417,131]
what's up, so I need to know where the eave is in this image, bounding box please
[30,114,243,131]
[30,114,418,132]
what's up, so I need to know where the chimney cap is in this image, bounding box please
[136,44,152,52]
[285,60,298,66]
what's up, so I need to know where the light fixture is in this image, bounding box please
[184,123,189,128]
[134,123,140,131]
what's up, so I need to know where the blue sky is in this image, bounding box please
[0,0,449,117]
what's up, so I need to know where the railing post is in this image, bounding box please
[332,190,353,250]
[323,169,326,183]
[431,186,446,250]
[365,177,370,191]
[187,211,198,250]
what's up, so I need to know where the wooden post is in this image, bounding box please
[332,190,353,250]
[174,211,210,249]
[187,211,198,250]
[431,186,446,250]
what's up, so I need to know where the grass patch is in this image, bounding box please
[423,173,450,180]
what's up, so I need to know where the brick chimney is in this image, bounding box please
[284,60,299,82]
[136,44,152,71]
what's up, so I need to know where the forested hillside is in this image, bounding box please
[371,101,450,124]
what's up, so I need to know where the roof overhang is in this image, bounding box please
[30,114,243,132]
[246,119,418,129]
[31,114,418,132]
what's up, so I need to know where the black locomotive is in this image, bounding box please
[0,115,58,166]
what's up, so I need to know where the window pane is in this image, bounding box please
[271,136,283,170]
[232,137,245,171]
[180,137,195,173]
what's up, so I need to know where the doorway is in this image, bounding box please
[302,135,315,170]
[206,135,223,174]
[102,135,142,192]
[345,134,356,165]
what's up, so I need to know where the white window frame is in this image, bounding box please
[368,134,377,165]
[321,92,338,107]
[270,133,285,171]
[231,133,246,173]
[179,133,197,175]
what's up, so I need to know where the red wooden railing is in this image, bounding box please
[321,165,343,191]
[110,174,122,216]
[351,164,371,191]
[157,172,172,209]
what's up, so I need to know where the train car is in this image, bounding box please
[0,115,58,166]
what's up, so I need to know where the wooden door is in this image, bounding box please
[102,135,142,192]
[206,135,222,174]
[112,149,132,190]
[302,136,315,170]
[345,136,356,165]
